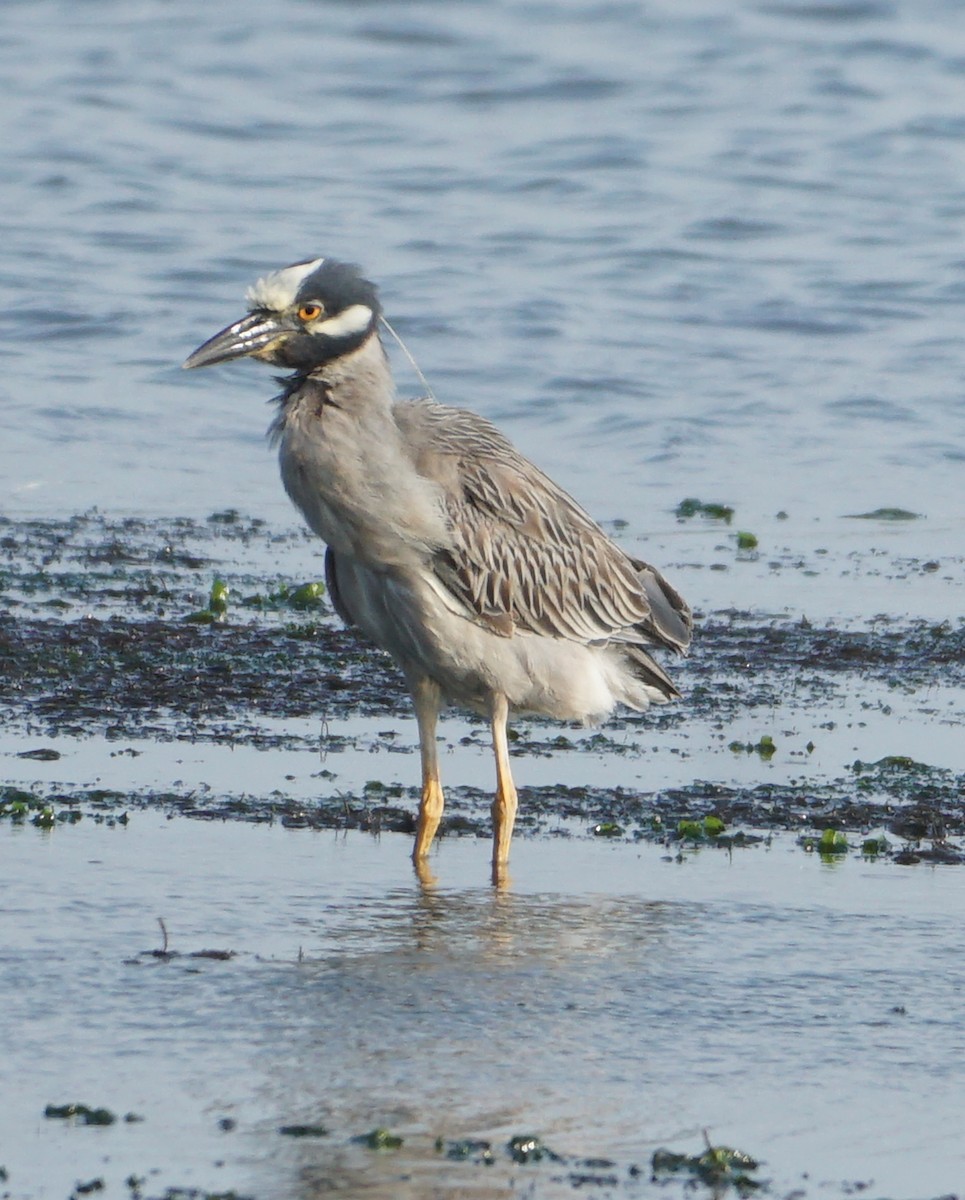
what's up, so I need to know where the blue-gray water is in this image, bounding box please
[6,821,965,1199]
[2,0,964,543]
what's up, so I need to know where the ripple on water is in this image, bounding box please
[824,394,920,422]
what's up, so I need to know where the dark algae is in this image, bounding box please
[278,1123,329,1138]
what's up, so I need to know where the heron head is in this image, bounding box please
[183,258,381,372]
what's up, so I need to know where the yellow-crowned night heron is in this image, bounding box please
[184,258,692,876]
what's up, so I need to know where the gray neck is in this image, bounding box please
[275,333,450,566]
[307,330,394,412]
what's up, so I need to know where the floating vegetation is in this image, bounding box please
[435,1137,495,1164]
[0,787,114,828]
[735,530,758,550]
[44,1103,116,1126]
[207,509,244,526]
[6,765,964,862]
[507,1134,563,1164]
[435,1132,630,1185]
[818,828,849,857]
[729,735,776,759]
[675,497,735,522]
[801,828,849,856]
[239,580,326,612]
[677,814,726,842]
[184,577,229,624]
[356,1127,403,1151]
[190,575,328,619]
[651,1136,764,1194]
[853,754,929,775]
[592,820,625,837]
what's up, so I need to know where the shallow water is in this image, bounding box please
[2,0,965,547]
[4,817,965,1199]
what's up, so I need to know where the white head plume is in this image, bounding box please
[246,258,325,311]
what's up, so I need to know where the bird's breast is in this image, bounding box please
[276,400,452,569]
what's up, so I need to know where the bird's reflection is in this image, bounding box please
[248,853,683,1200]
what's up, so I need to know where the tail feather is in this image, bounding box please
[622,643,681,703]
[631,557,693,654]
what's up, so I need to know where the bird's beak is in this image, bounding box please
[182,311,297,369]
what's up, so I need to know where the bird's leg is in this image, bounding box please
[490,692,518,871]
[410,676,444,862]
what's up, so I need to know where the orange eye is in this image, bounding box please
[298,303,323,322]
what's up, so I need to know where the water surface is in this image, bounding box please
[5,818,965,1198]
[2,0,964,550]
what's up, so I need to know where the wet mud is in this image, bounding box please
[2,512,962,861]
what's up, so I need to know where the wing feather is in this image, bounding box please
[396,400,692,654]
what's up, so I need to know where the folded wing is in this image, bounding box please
[396,401,693,661]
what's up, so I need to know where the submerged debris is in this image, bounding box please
[71,1180,105,1196]
[844,507,922,521]
[127,1188,253,1200]
[435,1137,495,1164]
[134,918,235,963]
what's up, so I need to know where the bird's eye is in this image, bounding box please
[298,303,323,322]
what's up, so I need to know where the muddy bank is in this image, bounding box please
[3,608,962,734]
[2,514,962,860]
[4,762,964,864]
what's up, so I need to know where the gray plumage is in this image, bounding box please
[184,257,692,877]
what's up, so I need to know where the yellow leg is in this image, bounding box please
[411,676,444,862]
[490,693,518,872]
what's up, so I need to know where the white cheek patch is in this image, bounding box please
[315,304,374,340]
[246,258,325,310]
